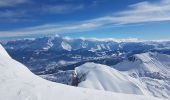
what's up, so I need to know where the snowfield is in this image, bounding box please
[0,44,167,100]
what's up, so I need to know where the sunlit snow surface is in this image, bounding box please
[114,52,170,98]
[75,52,170,98]
[76,63,143,94]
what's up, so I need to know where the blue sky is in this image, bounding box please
[0,0,170,40]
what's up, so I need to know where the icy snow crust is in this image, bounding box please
[0,44,166,100]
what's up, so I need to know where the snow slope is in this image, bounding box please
[114,52,170,76]
[75,53,170,99]
[61,41,72,51]
[75,63,143,94]
[0,44,165,100]
[0,44,11,59]
[114,52,170,98]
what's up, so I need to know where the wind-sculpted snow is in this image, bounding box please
[0,44,165,100]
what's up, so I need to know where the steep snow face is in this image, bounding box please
[61,41,72,51]
[75,63,143,94]
[114,52,170,98]
[43,37,54,50]
[0,44,11,59]
[0,44,164,100]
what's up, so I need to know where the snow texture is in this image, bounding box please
[75,53,170,99]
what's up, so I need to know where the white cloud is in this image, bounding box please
[115,0,170,24]
[0,0,170,37]
[0,2,84,21]
[0,0,28,7]
[42,5,84,14]
[87,0,170,25]
[70,37,140,43]
[0,10,26,18]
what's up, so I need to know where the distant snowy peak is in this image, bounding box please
[43,37,54,50]
[3,36,170,52]
[81,42,88,48]
[114,52,170,77]
[113,52,170,98]
[61,41,72,51]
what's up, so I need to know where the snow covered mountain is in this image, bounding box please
[114,52,170,77]
[1,36,170,99]
[74,58,170,99]
[1,36,170,75]
[2,36,170,52]
[0,44,166,100]
[113,52,170,98]
[75,63,143,94]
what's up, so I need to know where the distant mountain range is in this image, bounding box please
[1,36,170,73]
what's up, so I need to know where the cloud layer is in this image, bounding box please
[0,0,85,22]
[0,0,28,7]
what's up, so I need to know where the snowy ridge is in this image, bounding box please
[114,52,170,77]
[3,36,170,52]
[61,41,72,51]
[75,58,170,98]
[43,37,54,50]
[114,52,170,98]
[75,63,143,94]
[0,44,11,59]
[0,44,165,100]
